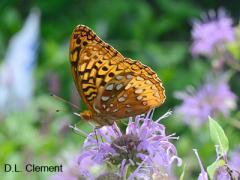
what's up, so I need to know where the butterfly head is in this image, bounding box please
[79,109,117,126]
[80,110,93,121]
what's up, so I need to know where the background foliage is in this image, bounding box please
[0,0,239,179]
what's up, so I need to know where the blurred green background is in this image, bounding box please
[0,0,239,179]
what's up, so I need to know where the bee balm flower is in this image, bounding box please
[78,111,182,179]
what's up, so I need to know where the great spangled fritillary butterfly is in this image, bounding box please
[69,25,166,126]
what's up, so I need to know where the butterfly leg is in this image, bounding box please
[94,128,99,145]
[145,109,155,119]
[94,126,104,144]
[78,110,103,142]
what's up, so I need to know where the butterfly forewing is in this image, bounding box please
[69,25,166,126]
[69,25,125,111]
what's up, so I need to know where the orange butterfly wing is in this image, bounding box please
[69,25,165,126]
[69,25,124,110]
[93,58,166,122]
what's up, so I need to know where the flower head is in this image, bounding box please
[191,9,235,57]
[78,111,181,179]
[175,80,236,128]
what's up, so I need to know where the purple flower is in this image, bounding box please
[229,147,240,172]
[194,146,240,180]
[212,147,240,180]
[51,154,96,180]
[214,163,240,180]
[175,80,236,128]
[214,166,232,180]
[191,9,235,57]
[77,110,181,179]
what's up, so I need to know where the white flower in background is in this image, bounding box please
[0,8,40,115]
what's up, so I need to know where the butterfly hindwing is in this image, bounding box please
[94,58,165,119]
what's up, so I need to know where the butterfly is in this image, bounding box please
[69,25,165,126]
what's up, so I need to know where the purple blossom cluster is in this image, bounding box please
[175,80,236,128]
[53,111,181,179]
[79,111,181,179]
[191,9,235,57]
[194,147,240,180]
[229,147,240,175]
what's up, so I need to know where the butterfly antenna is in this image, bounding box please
[55,109,69,113]
[94,129,99,145]
[55,109,81,119]
[50,94,80,109]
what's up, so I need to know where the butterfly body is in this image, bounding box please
[69,25,165,126]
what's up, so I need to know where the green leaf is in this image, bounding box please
[207,159,225,179]
[227,42,240,60]
[209,117,229,155]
